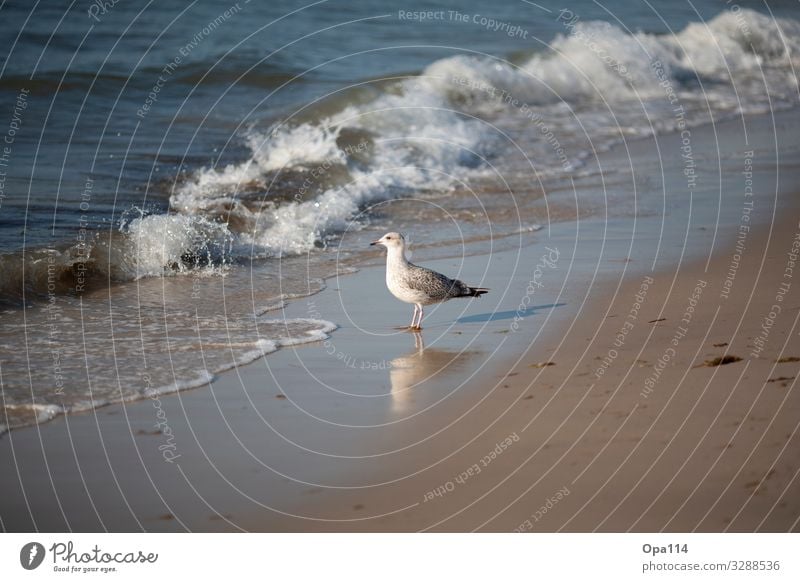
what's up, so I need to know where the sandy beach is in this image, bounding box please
[280,209,800,533]
[1,104,798,532]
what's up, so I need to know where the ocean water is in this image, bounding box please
[0,0,798,431]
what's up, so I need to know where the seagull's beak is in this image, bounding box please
[370,240,381,246]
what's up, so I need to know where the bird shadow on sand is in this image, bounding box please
[454,303,566,324]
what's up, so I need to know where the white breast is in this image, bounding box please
[386,269,426,304]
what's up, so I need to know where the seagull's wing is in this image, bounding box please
[405,265,472,300]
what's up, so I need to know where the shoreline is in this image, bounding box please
[1,105,796,437]
[1,107,798,532]
[1,104,793,437]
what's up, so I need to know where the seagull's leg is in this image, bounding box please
[409,305,419,329]
[415,304,424,330]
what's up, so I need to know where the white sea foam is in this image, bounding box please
[144,370,216,398]
[115,213,234,279]
[167,9,798,259]
[175,64,491,256]
[248,123,344,172]
[0,403,64,436]
[267,318,338,346]
[0,314,337,434]
[433,10,799,106]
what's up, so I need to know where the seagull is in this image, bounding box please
[370,232,488,330]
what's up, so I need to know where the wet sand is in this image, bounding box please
[282,214,800,532]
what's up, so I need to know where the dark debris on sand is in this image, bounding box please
[701,355,743,367]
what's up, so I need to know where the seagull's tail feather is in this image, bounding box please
[466,287,489,298]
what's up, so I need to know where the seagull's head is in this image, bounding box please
[370,232,405,250]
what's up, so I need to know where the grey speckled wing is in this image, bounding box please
[404,264,470,300]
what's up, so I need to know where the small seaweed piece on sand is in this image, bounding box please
[775,356,800,363]
[529,361,555,368]
[702,355,743,367]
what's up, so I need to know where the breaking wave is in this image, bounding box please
[4,9,798,302]
[174,8,799,253]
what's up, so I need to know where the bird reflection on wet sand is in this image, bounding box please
[389,331,479,414]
